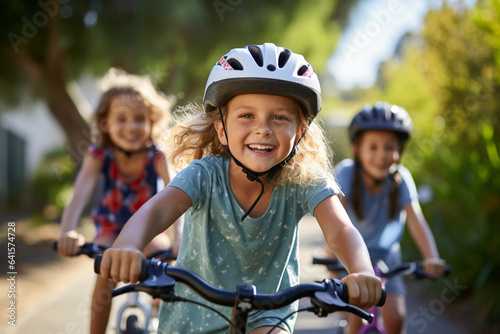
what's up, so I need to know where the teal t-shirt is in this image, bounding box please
[158,155,339,333]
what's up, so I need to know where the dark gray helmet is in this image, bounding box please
[348,102,413,143]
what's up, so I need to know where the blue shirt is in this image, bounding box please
[335,159,418,259]
[159,155,339,333]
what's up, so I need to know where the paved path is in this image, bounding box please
[294,216,469,334]
[1,217,470,333]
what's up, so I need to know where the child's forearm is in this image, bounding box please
[60,155,100,236]
[316,196,374,275]
[113,188,186,251]
[330,225,374,275]
[406,202,441,259]
[410,220,440,259]
[59,195,88,235]
[113,203,168,250]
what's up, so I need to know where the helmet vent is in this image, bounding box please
[267,64,276,71]
[297,65,309,76]
[278,49,292,68]
[227,58,243,70]
[247,45,264,67]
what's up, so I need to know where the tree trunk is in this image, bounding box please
[15,15,90,162]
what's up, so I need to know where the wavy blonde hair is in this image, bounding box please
[165,101,335,186]
[92,68,174,147]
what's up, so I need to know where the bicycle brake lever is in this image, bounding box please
[109,260,176,299]
[111,284,141,297]
[138,259,176,298]
[311,279,374,322]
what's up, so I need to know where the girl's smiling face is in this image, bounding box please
[104,94,152,152]
[215,94,304,174]
[354,130,400,180]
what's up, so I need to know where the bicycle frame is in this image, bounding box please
[116,291,152,334]
[54,242,175,334]
[358,305,386,334]
[358,267,388,334]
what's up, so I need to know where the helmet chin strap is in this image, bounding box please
[218,107,304,221]
[361,168,385,185]
[114,144,149,157]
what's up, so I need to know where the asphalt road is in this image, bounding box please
[1,217,470,334]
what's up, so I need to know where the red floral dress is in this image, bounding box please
[89,144,163,241]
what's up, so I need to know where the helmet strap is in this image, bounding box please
[218,106,306,220]
[114,144,149,158]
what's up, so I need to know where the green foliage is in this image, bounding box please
[376,0,500,328]
[0,0,348,107]
[0,0,360,212]
[30,148,77,222]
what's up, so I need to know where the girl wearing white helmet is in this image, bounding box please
[98,43,382,333]
[328,102,446,334]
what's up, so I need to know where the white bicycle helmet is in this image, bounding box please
[203,43,321,120]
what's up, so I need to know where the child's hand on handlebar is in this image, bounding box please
[100,247,146,284]
[423,257,446,279]
[341,272,383,310]
[57,231,85,257]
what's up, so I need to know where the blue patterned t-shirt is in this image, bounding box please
[158,155,339,333]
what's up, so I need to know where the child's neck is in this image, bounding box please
[228,162,273,219]
[114,149,147,181]
[361,173,384,195]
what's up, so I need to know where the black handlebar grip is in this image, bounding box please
[139,259,151,282]
[338,280,386,307]
[444,265,452,277]
[94,254,102,274]
[313,257,338,265]
[377,289,386,307]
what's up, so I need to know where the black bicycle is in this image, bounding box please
[94,256,386,334]
[54,242,175,334]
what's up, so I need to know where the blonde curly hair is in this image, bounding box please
[92,68,174,147]
[165,101,335,186]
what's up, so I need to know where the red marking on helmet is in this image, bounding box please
[217,57,234,70]
[301,66,313,78]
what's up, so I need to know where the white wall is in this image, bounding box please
[2,101,65,175]
[1,74,101,175]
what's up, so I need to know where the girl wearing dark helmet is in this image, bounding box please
[98,43,382,334]
[329,102,446,334]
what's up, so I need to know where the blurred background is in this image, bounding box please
[0,0,499,332]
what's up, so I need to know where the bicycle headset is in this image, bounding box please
[203,43,322,220]
[348,101,413,184]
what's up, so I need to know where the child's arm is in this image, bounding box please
[156,158,183,256]
[322,193,348,261]
[58,154,101,257]
[405,200,446,277]
[100,185,191,284]
[315,194,382,310]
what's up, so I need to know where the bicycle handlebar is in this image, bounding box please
[53,241,108,258]
[382,261,451,280]
[53,241,176,261]
[312,257,451,281]
[94,255,386,323]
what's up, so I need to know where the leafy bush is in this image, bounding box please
[30,148,77,224]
